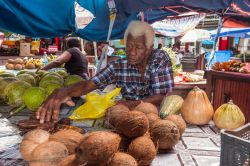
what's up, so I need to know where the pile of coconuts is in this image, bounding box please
[19,102,186,166]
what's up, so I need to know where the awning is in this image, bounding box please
[151,14,205,37]
[181,29,211,43]
[0,0,249,41]
[210,28,250,38]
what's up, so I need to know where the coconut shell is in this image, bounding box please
[116,111,149,138]
[29,141,68,165]
[20,140,40,161]
[150,120,180,150]
[23,129,50,144]
[165,115,186,136]
[146,113,160,129]
[119,134,133,152]
[20,129,50,161]
[75,131,121,166]
[134,101,158,115]
[109,152,137,166]
[49,129,84,154]
[105,104,130,128]
[57,155,78,166]
[128,136,156,166]
[143,131,151,138]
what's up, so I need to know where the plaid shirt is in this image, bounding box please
[91,49,174,100]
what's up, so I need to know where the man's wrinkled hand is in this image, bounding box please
[36,89,70,123]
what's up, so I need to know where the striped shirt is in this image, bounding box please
[91,49,174,100]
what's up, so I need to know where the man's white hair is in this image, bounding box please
[124,21,155,49]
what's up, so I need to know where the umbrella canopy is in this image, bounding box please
[0,0,249,40]
[181,29,211,43]
[210,28,250,38]
[151,14,205,37]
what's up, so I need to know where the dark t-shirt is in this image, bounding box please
[65,47,88,79]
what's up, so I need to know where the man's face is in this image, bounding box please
[126,34,149,65]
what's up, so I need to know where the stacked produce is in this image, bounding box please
[0,70,83,117]
[18,85,247,165]
[5,58,25,70]
[4,55,59,70]
[212,61,250,74]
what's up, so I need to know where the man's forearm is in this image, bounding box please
[64,80,97,97]
[42,61,61,70]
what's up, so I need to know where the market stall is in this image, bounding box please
[0,0,250,166]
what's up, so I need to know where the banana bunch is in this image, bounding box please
[48,54,58,62]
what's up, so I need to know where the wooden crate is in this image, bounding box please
[206,70,250,122]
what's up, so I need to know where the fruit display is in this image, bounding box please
[212,61,250,74]
[5,58,25,70]
[5,57,43,70]
[181,86,214,125]
[213,100,245,130]
[4,55,59,70]
[163,47,183,76]
[64,75,84,86]
[4,81,31,107]
[0,70,84,117]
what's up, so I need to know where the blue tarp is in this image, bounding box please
[0,0,249,41]
[211,28,250,38]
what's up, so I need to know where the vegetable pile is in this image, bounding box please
[0,70,84,117]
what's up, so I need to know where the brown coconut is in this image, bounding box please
[165,115,186,136]
[151,120,180,150]
[105,104,130,128]
[29,141,68,166]
[146,113,160,129]
[49,129,84,154]
[119,134,132,152]
[57,155,78,166]
[108,152,138,166]
[20,129,50,161]
[75,131,121,166]
[116,111,149,138]
[134,101,158,115]
[128,136,157,166]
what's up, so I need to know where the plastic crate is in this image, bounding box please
[220,123,250,166]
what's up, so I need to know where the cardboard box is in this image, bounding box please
[20,42,31,56]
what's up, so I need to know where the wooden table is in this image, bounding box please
[206,70,250,122]
[170,81,207,99]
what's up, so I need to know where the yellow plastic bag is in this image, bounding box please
[69,88,121,120]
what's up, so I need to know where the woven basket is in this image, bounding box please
[220,123,250,166]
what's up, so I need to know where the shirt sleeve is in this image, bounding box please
[91,63,115,89]
[151,51,174,94]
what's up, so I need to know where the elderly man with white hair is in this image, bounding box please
[36,21,173,123]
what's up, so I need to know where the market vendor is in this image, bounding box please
[36,21,173,123]
[41,38,88,79]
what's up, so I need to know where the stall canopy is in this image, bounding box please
[151,14,206,37]
[181,29,211,43]
[211,28,250,38]
[0,0,249,41]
